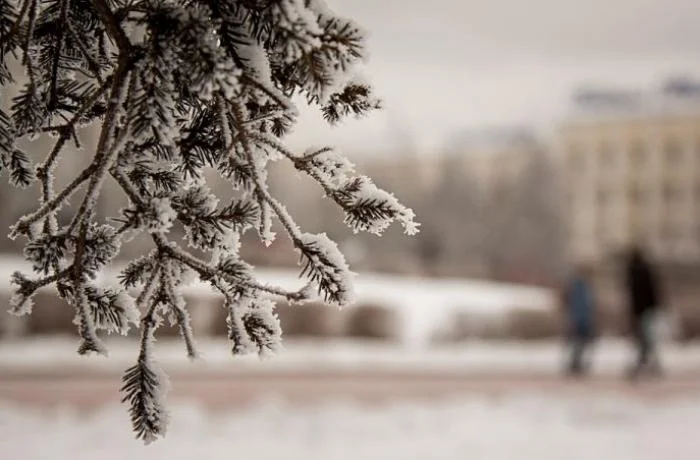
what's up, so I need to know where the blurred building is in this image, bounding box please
[559,77,700,264]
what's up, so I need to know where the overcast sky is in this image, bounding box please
[286,0,700,154]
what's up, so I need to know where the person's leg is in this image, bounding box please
[580,333,593,375]
[640,311,660,375]
[628,315,646,380]
[568,334,584,376]
[645,311,664,377]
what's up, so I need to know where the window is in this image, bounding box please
[629,183,646,205]
[629,140,647,169]
[630,214,647,243]
[663,183,681,202]
[664,137,683,165]
[599,141,614,168]
[661,220,678,243]
[595,218,607,244]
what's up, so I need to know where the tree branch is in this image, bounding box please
[11,164,96,237]
[89,0,132,52]
[108,166,309,302]
[163,242,307,301]
[2,0,30,49]
[241,75,297,115]
[21,0,38,64]
[40,75,113,174]
[66,19,106,85]
[48,0,71,110]
[37,74,114,226]
[230,100,303,244]
[68,63,131,236]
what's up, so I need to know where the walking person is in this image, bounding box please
[561,262,596,377]
[624,245,664,380]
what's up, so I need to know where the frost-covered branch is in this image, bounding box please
[251,132,419,236]
[2,0,416,442]
[37,76,113,235]
[121,286,169,444]
[11,164,94,237]
[161,260,198,359]
[231,100,302,242]
[90,0,132,52]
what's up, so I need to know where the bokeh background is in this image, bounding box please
[3,0,700,459]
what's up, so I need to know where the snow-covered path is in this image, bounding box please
[2,394,700,460]
[3,338,700,459]
[2,369,700,410]
[2,337,700,375]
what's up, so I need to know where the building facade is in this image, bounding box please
[559,80,700,264]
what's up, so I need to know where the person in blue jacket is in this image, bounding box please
[561,263,596,377]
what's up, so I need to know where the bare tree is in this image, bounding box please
[480,149,566,285]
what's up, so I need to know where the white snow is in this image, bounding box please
[0,257,556,347]
[113,290,140,332]
[147,197,176,233]
[2,394,700,459]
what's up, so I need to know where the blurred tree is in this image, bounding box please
[414,151,482,276]
[480,149,566,285]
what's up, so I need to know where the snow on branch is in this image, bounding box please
[226,295,282,358]
[1,0,417,442]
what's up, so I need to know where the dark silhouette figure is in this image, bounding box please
[624,246,664,379]
[561,263,596,377]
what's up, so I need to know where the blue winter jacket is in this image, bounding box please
[566,277,594,337]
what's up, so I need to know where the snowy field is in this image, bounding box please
[2,394,700,460]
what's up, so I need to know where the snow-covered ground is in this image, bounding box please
[2,394,700,460]
[2,337,700,376]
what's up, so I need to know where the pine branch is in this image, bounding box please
[10,163,94,238]
[65,19,105,84]
[110,166,307,301]
[163,239,308,302]
[48,0,71,110]
[2,0,418,442]
[37,75,113,235]
[231,100,302,242]
[241,74,297,116]
[89,0,131,52]
[74,283,108,355]
[8,266,72,315]
[120,325,169,444]
[226,295,281,357]
[1,0,29,52]
[161,263,197,359]
[21,0,38,64]
[322,82,381,125]
[67,66,131,240]
[121,259,169,443]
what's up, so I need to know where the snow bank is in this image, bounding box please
[2,394,700,460]
[0,257,555,347]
